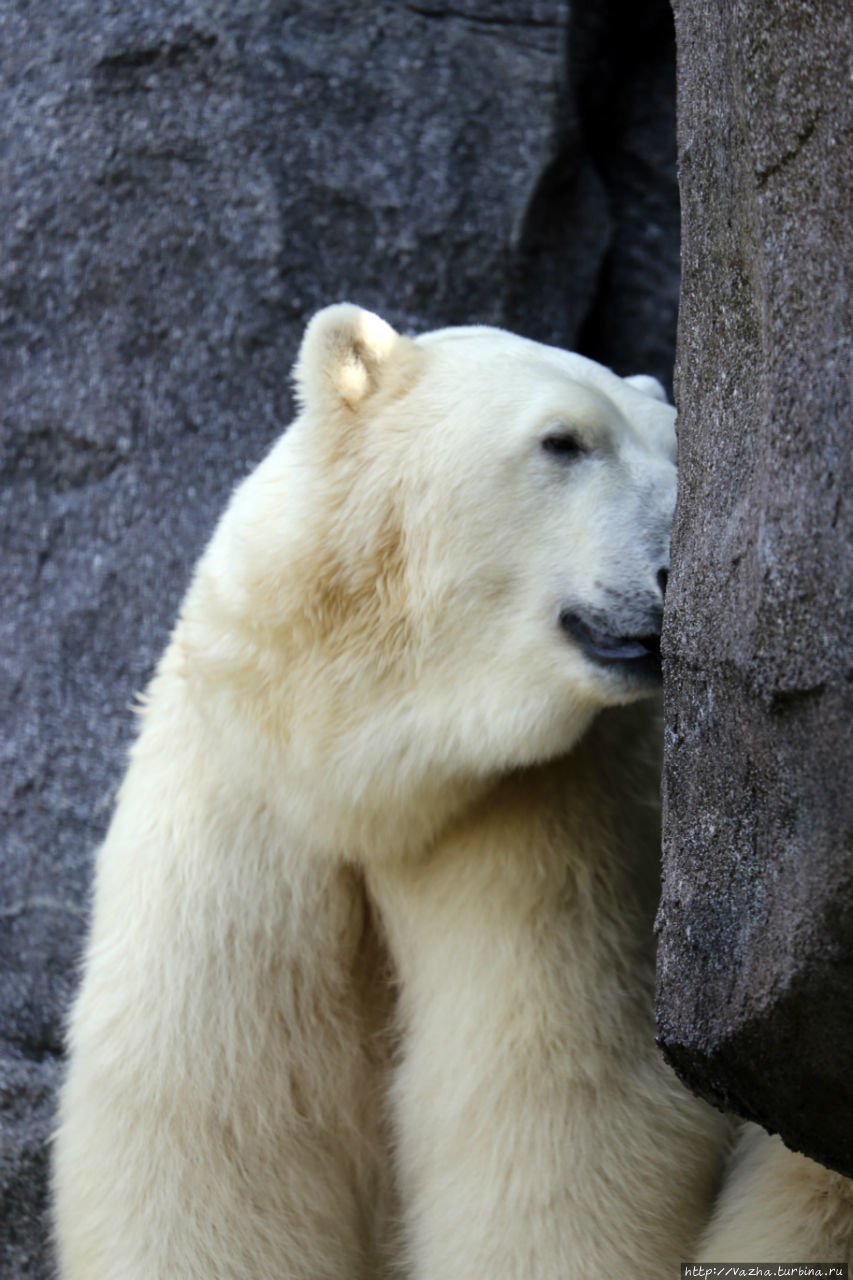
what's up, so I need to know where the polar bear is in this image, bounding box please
[54,306,852,1278]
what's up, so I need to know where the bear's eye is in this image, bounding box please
[540,431,586,462]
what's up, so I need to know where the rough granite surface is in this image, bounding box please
[1,0,679,1272]
[658,0,853,1176]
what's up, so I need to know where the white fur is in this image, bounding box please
[54,307,853,1277]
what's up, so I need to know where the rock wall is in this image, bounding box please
[658,0,853,1176]
[1,0,678,1272]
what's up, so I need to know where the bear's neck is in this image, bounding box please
[170,557,659,866]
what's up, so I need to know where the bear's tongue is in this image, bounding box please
[559,612,662,671]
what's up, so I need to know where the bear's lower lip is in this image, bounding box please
[559,611,662,679]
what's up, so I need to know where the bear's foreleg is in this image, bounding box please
[367,766,725,1279]
[696,1124,853,1265]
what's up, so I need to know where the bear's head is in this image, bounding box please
[202,305,676,849]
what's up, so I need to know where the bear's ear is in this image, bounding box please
[624,373,669,404]
[293,304,405,416]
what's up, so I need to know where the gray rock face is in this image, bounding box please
[1,0,678,1271]
[658,0,853,1176]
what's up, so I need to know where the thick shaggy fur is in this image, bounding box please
[54,307,853,1278]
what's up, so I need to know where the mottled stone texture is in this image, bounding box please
[658,0,853,1175]
[1,0,679,1272]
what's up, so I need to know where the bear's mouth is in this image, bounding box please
[559,610,662,680]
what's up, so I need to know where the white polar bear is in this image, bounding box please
[54,306,852,1278]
